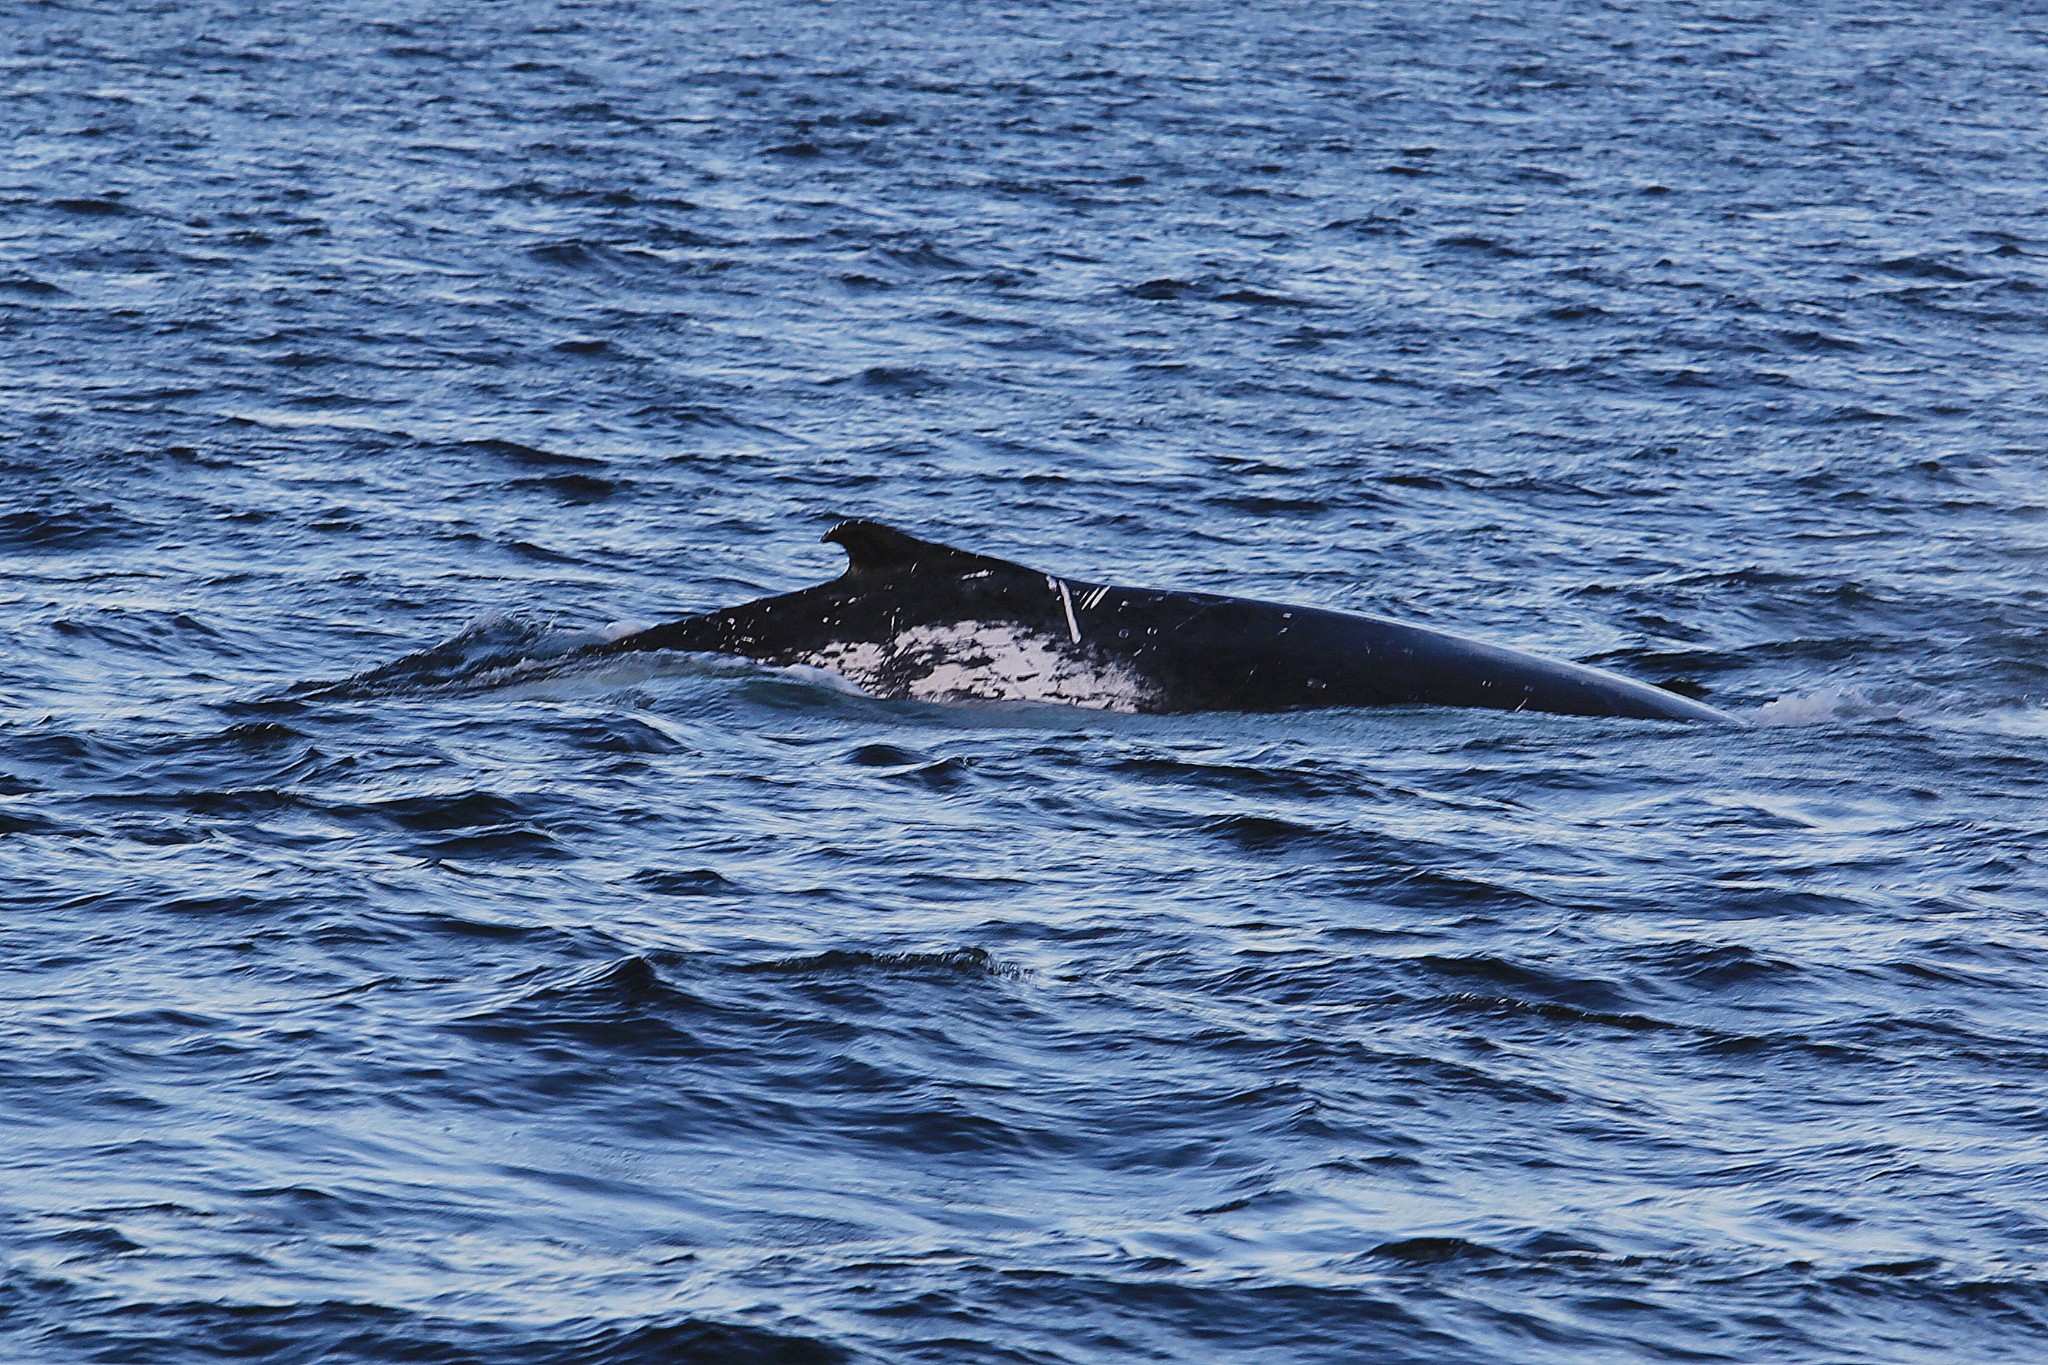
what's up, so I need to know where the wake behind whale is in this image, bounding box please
[579,521,1737,723]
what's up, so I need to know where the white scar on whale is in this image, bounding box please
[796,621,1156,710]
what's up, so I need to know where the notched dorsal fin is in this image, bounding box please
[822,519,1025,578]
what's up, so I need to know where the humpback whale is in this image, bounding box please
[583,520,1735,722]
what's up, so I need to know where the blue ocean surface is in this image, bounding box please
[5,1,2048,1360]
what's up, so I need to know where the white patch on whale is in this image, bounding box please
[795,621,1155,711]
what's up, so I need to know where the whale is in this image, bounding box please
[581,520,1736,722]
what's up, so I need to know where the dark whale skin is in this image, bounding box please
[584,520,1737,723]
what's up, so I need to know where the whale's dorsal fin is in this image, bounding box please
[823,520,1026,578]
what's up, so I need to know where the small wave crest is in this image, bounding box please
[295,615,885,706]
[297,614,605,698]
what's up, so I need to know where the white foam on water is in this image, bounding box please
[773,663,876,697]
[1754,686,1901,726]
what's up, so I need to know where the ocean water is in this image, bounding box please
[5,1,2048,1360]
